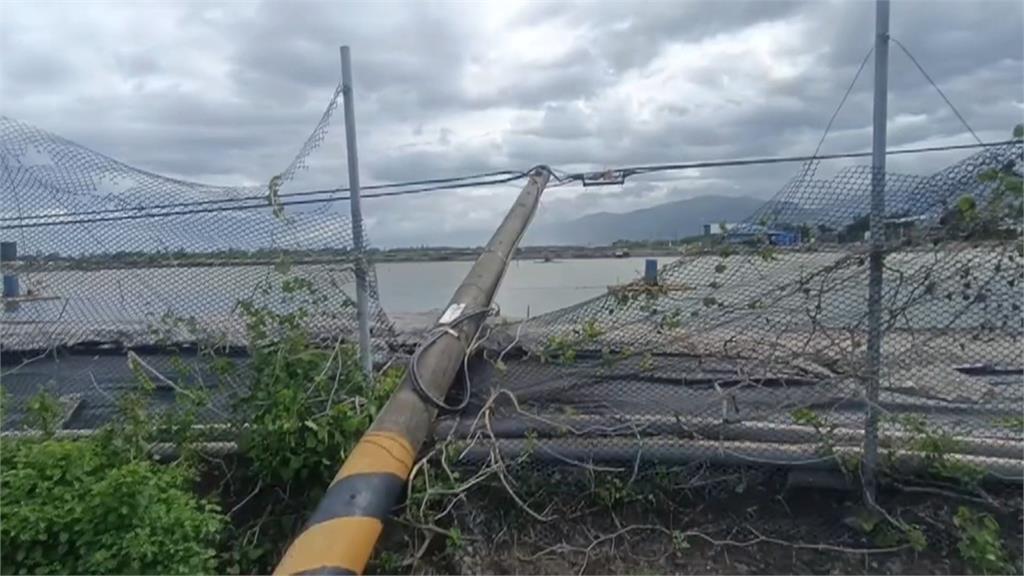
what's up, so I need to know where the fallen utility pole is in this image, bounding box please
[274,166,551,575]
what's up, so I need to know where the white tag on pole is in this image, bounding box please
[438,303,466,325]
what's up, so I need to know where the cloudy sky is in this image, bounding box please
[2,0,1022,247]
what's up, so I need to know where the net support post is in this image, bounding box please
[643,258,658,285]
[863,0,890,504]
[340,45,374,379]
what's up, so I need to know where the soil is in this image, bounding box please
[374,468,1023,575]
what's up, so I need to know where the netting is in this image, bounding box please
[393,141,1024,573]
[437,142,1023,481]
[1,85,394,430]
[2,88,1022,571]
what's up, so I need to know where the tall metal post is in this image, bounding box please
[274,168,551,576]
[863,0,889,502]
[341,45,373,378]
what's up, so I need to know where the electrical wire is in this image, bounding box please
[1,170,525,223]
[809,46,875,161]
[408,306,494,411]
[890,36,986,147]
[3,140,1015,230]
[0,172,526,229]
[565,139,1016,182]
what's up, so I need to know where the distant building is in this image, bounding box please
[702,222,801,247]
[702,223,741,236]
[885,215,925,242]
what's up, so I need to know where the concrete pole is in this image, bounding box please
[274,167,551,575]
[863,0,889,503]
[340,45,374,379]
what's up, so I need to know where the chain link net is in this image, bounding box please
[408,142,1024,573]
[2,95,1022,571]
[1,86,394,431]
[445,142,1022,470]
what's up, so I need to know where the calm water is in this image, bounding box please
[376,257,669,318]
[8,251,1016,333]
[6,258,669,325]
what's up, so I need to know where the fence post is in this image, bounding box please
[340,45,374,379]
[863,0,890,503]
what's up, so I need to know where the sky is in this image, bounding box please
[1,0,1022,248]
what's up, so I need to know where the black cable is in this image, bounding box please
[2,170,525,223]
[408,307,493,411]
[809,46,875,161]
[890,36,985,147]
[1,173,527,229]
[574,140,1015,181]
[3,141,1014,230]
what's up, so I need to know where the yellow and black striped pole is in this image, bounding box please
[274,167,551,575]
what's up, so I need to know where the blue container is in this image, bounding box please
[644,259,658,285]
[3,274,18,298]
[0,241,15,263]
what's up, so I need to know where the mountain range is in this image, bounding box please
[527,195,767,245]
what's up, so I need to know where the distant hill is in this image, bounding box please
[531,195,767,245]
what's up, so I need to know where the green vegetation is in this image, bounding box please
[954,507,1013,575]
[540,317,606,364]
[892,415,986,487]
[1,439,223,575]
[221,276,400,572]
[940,125,1023,241]
[1,269,400,575]
[791,407,839,457]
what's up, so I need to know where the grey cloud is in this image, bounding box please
[516,1,810,73]
[1,0,1021,248]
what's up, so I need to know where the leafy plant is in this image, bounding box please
[941,125,1023,240]
[792,408,839,456]
[895,415,986,487]
[222,275,399,572]
[25,390,63,437]
[671,530,691,553]
[541,335,578,364]
[953,507,1012,575]
[595,475,627,508]
[446,526,464,552]
[234,277,394,488]
[0,439,223,575]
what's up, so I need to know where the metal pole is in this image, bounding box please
[274,167,551,576]
[863,0,889,503]
[340,45,374,378]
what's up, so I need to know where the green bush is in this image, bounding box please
[3,272,400,575]
[953,506,1013,575]
[236,281,395,489]
[0,439,224,575]
[217,276,399,573]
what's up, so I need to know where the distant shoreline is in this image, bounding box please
[3,245,686,270]
[375,245,683,263]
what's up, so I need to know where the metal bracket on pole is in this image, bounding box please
[340,45,374,379]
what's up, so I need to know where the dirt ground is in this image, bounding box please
[373,467,1023,575]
